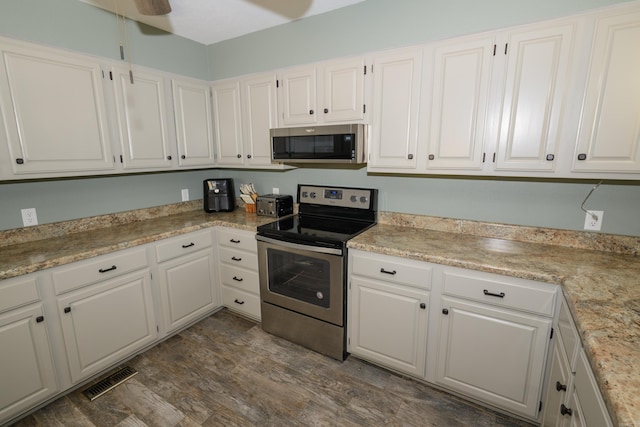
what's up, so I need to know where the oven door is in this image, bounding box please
[257,236,345,326]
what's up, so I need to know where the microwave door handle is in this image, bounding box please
[256,235,343,256]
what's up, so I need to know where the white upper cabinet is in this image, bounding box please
[572,9,640,173]
[211,79,244,166]
[368,48,422,169]
[241,73,278,166]
[422,21,578,174]
[0,38,114,175]
[111,66,173,170]
[495,23,576,172]
[172,77,215,167]
[423,35,495,171]
[278,57,366,126]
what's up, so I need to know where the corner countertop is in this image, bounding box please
[1,205,638,426]
[347,221,640,427]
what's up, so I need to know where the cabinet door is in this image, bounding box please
[436,297,551,418]
[542,341,572,427]
[424,35,494,170]
[172,78,215,167]
[0,40,114,174]
[212,80,244,165]
[495,24,576,171]
[369,48,421,169]
[57,270,157,383]
[323,58,365,123]
[112,67,173,170]
[241,73,278,166]
[157,249,217,334]
[0,304,57,425]
[573,11,640,173]
[349,277,429,377]
[278,66,317,126]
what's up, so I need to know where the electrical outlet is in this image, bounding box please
[181,189,189,202]
[272,187,280,195]
[21,208,38,227]
[584,210,604,231]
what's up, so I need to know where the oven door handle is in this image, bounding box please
[256,235,343,256]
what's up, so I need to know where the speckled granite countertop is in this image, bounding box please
[348,215,640,427]
[1,204,638,426]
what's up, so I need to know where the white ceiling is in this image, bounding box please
[78,0,365,45]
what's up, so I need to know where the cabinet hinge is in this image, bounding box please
[539,401,543,413]
[492,153,496,163]
[150,272,153,280]
[109,71,113,81]
[550,328,554,340]
[276,79,279,88]
[112,155,116,164]
[363,104,366,114]
[504,43,508,55]
[120,154,123,163]
[493,44,497,56]
[157,325,160,333]
[364,65,367,75]
[371,64,374,73]
[482,153,486,163]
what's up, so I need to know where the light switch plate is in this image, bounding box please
[181,189,189,202]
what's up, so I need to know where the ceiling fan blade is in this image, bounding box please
[244,0,312,19]
[134,0,172,16]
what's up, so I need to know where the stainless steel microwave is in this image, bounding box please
[270,124,367,164]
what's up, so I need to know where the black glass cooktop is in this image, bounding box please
[257,214,375,248]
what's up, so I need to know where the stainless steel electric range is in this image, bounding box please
[256,184,378,360]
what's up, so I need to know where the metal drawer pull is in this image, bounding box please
[231,256,242,262]
[420,303,426,309]
[560,404,572,416]
[230,239,240,243]
[380,268,397,275]
[234,299,245,305]
[99,265,117,273]
[483,289,505,298]
[36,316,44,323]
[182,242,195,248]
[556,381,567,392]
[64,307,71,314]
[232,276,243,282]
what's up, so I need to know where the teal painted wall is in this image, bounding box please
[0,0,639,236]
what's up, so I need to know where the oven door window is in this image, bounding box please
[266,248,330,308]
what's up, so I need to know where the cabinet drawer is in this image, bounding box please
[351,251,432,290]
[219,247,258,271]
[220,264,259,294]
[557,299,580,369]
[52,247,148,295]
[217,227,257,252]
[156,230,212,263]
[0,275,40,313]
[442,269,557,317]
[222,286,261,320]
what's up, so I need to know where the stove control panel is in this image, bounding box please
[299,185,375,209]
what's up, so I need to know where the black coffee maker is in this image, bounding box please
[203,178,235,212]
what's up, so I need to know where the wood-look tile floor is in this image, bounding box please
[11,309,536,427]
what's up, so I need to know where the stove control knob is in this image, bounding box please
[301,191,308,198]
[350,195,358,203]
[310,192,317,199]
[360,196,368,204]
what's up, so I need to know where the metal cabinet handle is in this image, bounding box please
[231,256,242,262]
[380,268,397,275]
[577,153,587,161]
[234,299,245,305]
[420,303,426,309]
[237,154,242,158]
[99,265,117,273]
[64,307,71,314]
[442,309,449,315]
[230,239,240,244]
[560,404,572,416]
[408,154,414,160]
[167,155,172,160]
[232,276,243,282]
[309,109,314,115]
[36,316,44,323]
[324,108,329,113]
[247,154,252,159]
[546,154,555,161]
[428,154,435,160]
[16,158,24,164]
[556,381,567,392]
[483,289,505,298]
[182,242,195,248]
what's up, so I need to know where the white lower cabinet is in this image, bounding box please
[435,268,556,419]
[155,230,218,334]
[217,227,261,320]
[348,250,432,377]
[0,275,57,425]
[57,270,157,384]
[541,298,613,427]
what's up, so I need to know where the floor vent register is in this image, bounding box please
[82,365,138,401]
